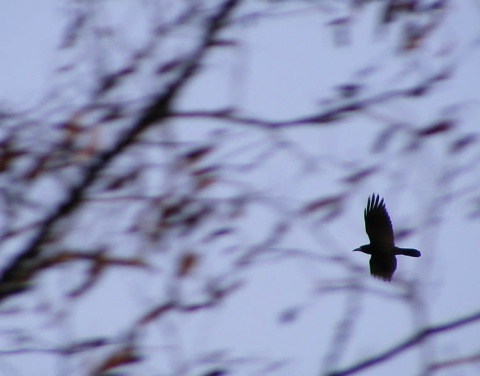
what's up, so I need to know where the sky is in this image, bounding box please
[0,1,480,376]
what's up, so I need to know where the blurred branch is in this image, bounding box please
[328,309,480,376]
[429,350,480,371]
[0,0,241,303]
[135,281,242,327]
[322,282,363,373]
[172,67,451,129]
[0,337,114,356]
[39,250,150,298]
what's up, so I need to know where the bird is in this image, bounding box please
[353,194,421,281]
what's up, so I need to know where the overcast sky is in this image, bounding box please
[1,2,480,376]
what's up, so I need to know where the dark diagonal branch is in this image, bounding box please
[328,309,480,376]
[0,0,241,303]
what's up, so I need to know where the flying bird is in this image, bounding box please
[353,194,421,281]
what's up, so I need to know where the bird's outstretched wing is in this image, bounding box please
[364,194,394,248]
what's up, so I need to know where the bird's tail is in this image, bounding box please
[394,247,421,257]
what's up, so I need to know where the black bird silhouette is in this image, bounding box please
[353,194,421,281]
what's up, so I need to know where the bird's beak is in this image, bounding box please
[352,248,361,252]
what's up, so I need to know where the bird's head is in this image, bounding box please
[352,244,372,255]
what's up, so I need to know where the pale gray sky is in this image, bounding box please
[0,2,480,376]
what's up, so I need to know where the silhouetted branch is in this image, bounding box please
[0,0,241,304]
[135,281,242,327]
[172,68,451,129]
[429,350,480,371]
[328,309,480,376]
[0,337,115,356]
[322,282,363,372]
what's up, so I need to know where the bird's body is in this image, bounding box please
[353,194,421,281]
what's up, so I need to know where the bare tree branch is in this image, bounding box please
[328,309,480,376]
[172,68,451,129]
[429,350,480,371]
[0,0,241,303]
